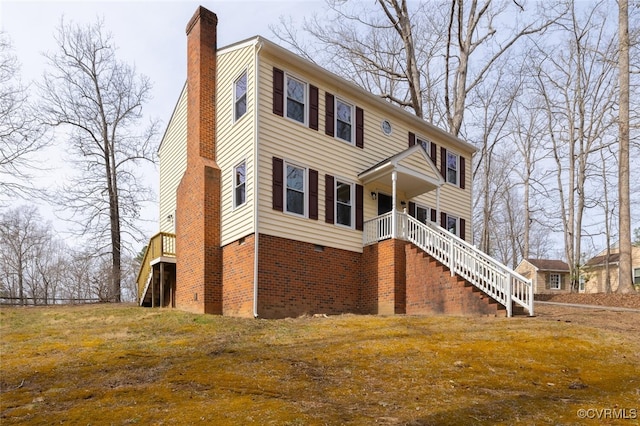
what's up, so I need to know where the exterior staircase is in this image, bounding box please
[136,232,176,307]
[364,211,534,317]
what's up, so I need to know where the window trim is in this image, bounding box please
[233,70,248,123]
[416,136,430,155]
[285,73,308,125]
[335,97,355,144]
[283,160,308,218]
[634,267,640,285]
[334,178,355,229]
[549,273,561,290]
[446,214,459,236]
[415,204,431,224]
[233,160,247,210]
[446,150,460,186]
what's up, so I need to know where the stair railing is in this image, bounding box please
[136,232,176,304]
[364,211,534,316]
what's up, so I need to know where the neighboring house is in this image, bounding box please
[582,245,640,293]
[136,6,534,318]
[515,259,571,294]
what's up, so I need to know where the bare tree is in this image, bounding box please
[0,32,48,204]
[38,18,158,302]
[533,2,618,290]
[0,206,50,305]
[617,0,635,293]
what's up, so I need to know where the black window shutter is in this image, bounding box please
[273,68,284,116]
[460,218,466,241]
[408,132,416,147]
[309,169,318,220]
[309,85,319,131]
[272,157,283,211]
[356,184,363,230]
[325,93,335,137]
[441,211,447,228]
[440,147,447,179]
[430,209,437,223]
[356,107,364,149]
[408,201,416,217]
[460,156,466,189]
[325,174,334,223]
[430,143,437,165]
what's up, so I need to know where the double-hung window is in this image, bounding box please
[234,71,247,121]
[446,214,459,236]
[335,180,354,227]
[233,161,246,208]
[336,98,354,143]
[286,162,306,216]
[286,75,306,124]
[549,273,561,290]
[634,268,640,285]
[446,151,459,185]
[417,136,430,154]
[416,205,430,224]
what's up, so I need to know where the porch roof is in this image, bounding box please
[358,144,444,198]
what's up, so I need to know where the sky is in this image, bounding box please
[1,0,324,250]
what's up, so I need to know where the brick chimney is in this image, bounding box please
[175,6,223,314]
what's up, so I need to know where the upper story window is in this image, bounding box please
[417,136,430,154]
[286,75,306,124]
[233,161,246,208]
[549,273,561,290]
[286,162,306,216]
[446,151,459,185]
[336,98,354,143]
[234,71,247,121]
[335,180,354,228]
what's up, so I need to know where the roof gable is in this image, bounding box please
[526,258,570,272]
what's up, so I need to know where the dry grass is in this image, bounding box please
[1,304,639,425]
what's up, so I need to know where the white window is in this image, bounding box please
[416,136,430,154]
[233,161,246,208]
[286,75,306,124]
[634,268,640,285]
[336,98,354,143]
[416,205,430,224]
[335,180,354,227]
[234,71,247,121]
[285,162,306,216]
[446,151,459,185]
[446,214,459,236]
[549,273,561,290]
[579,275,585,292]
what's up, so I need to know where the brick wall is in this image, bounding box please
[222,234,255,317]
[361,240,406,315]
[256,234,361,318]
[405,244,500,316]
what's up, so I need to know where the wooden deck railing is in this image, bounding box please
[363,211,534,316]
[136,232,176,303]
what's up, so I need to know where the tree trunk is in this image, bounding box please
[617,0,634,294]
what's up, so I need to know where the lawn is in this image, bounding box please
[1,304,638,425]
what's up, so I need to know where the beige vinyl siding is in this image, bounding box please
[158,86,187,234]
[257,50,474,252]
[216,42,257,246]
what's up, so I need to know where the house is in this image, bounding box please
[582,245,640,293]
[136,6,534,318]
[515,259,571,294]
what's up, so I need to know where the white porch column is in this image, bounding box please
[435,186,441,224]
[391,170,397,239]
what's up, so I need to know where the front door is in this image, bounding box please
[377,193,393,215]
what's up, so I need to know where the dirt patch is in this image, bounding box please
[533,293,640,334]
[535,292,640,309]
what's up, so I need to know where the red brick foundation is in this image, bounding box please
[256,234,361,318]
[222,234,255,317]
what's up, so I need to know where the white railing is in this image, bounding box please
[363,211,534,316]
